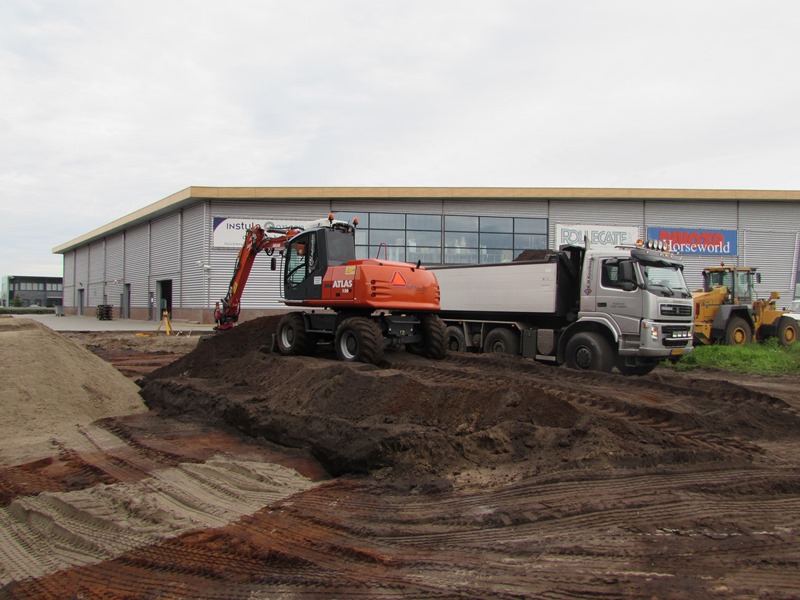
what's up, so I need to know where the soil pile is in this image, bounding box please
[0,317,146,465]
[140,315,800,483]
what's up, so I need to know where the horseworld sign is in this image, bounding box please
[647,227,737,255]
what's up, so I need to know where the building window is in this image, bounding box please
[334,210,547,265]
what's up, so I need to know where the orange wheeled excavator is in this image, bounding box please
[214,213,447,364]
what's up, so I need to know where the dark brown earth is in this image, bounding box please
[3,316,800,599]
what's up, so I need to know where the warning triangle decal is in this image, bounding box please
[391,271,407,286]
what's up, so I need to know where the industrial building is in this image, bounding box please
[1,275,63,308]
[52,186,800,323]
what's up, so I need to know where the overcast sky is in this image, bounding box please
[2,1,800,279]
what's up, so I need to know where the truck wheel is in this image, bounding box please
[445,326,467,353]
[724,316,752,345]
[565,332,613,373]
[777,316,798,346]
[407,315,447,359]
[335,317,384,364]
[276,312,317,356]
[483,328,519,355]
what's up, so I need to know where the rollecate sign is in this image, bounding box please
[647,227,737,255]
[212,217,306,248]
[557,224,639,248]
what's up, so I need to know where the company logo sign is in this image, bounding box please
[557,224,639,248]
[647,227,737,255]
[212,217,305,248]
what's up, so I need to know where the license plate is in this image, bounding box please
[671,349,683,356]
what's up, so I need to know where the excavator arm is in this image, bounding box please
[214,224,301,330]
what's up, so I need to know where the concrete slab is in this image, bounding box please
[8,313,215,333]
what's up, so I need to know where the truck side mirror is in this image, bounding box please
[619,261,636,285]
[621,281,637,292]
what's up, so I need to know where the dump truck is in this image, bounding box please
[215,214,447,364]
[429,240,694,375]
[692,264,798,346]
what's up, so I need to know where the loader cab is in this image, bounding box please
[702,267,759,304]
[283,225,357,302]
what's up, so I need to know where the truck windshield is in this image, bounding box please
[640,262,690,298]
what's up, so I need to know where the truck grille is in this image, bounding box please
[660,304,692,317]
[662,325,692,347]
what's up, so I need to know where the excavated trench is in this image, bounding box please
[3,315,800,599]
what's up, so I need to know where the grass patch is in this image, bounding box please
[672,338,800,375]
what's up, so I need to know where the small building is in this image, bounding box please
[2,276,64,308]
[52,186,800,323]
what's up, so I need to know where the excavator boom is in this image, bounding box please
[214,225,300,330]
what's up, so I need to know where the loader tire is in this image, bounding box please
[724,316,752,346]
[777,316,798,347]
[564,332,614,373]
[335,317,384,365]
[408,315,447,359]
[276,312,317,356]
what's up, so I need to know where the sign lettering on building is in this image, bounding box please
[556,224,639,248]
[212,217,306,248]
[647,227,737,255]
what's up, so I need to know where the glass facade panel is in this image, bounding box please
[407,231,441,247]
[334,211,547,266]
[334,211,368,227]
[370,213,405,229]
[514,218,547,234]
[445,215,479,232]
[445,248,479,264]
[407,214,441,230]
[480,233,513,249]
[480,216,512,233]
[354,229,368,245]
[514,234,548,250]
[370,229,405,246]
[407,247,442,265]
[480,248,514,263]
[445,232,478,248]
[369,245,406,262]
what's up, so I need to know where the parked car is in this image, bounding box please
[784,299,800,321]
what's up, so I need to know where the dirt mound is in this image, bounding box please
[0,317,147,465]
[140,316,800,483]
[514,248,557,261]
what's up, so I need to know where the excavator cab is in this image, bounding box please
[282,224,357,303]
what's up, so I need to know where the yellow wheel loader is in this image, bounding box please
[693,265,798,346]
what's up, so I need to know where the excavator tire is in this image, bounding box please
[777,316,798,347]
[407,315,447,359]
[334,317,384,365]
[724,316,752,346]
[276,312,317,356]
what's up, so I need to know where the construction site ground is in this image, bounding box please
[1,314,799,599]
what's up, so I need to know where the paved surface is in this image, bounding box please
[9,313,215,333]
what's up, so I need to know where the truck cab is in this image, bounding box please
[578,242,693,373]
